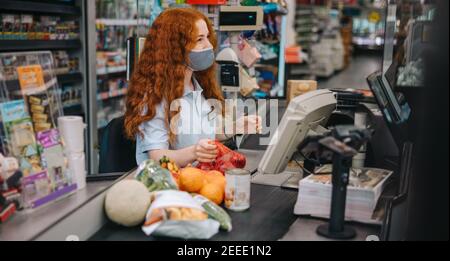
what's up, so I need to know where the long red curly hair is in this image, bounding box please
[124,8,224,144]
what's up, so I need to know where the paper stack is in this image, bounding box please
[294,165,393,224]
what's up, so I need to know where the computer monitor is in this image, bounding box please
[367,71,410,125]
[258,89,337,175]
[368,2,411,124]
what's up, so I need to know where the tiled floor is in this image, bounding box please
[318,52,383,90]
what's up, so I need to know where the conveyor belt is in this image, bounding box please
[89,184,299,241]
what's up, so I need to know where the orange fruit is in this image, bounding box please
[204,170,226,190]
[200,183,224,205]
[179,167,206,193]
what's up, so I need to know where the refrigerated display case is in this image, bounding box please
[94,0,137,130]
[84,0,138,173]
[86,0,163,173]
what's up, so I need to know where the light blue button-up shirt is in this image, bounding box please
[135,78,217,165]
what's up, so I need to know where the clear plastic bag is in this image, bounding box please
[192,194,232,232]
[142,190,220,239]
[135,160,178,192]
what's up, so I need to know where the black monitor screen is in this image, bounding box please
[366,1,411,126]
[219,12,257,26]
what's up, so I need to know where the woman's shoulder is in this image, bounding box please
[141,100,167,116]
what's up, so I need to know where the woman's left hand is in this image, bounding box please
[235,115,262,135]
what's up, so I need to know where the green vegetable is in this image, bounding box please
[135,160,178,192]
[159,155,170,165]
[193,194,232,232]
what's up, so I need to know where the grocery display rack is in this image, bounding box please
[287,4,318,81]
[0,39,81,52]
[84,0,141,174]
[245,4,287,99]
[0,0,81,16]
[0,0,88,108]
[0,0,89,168]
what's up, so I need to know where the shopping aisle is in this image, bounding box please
[318,52,382,90]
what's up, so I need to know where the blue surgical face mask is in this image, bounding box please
[188,47,215,71]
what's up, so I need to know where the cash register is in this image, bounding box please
[252,89,337,189]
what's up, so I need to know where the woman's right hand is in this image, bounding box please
[194,139,218,163]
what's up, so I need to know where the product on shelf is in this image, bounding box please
[96,51,127,74]
[187,0,227,5]
[0,100,43,177]
[237,39,262,68]
[60,84,82,109]
[96,25,135,51]
[0,13,79,41]
[285,45,302,64]
[97,77,128,93]
[0,197,17,223]
[26,93,57,133]
[0,51,79,83]
[96,0,137,20]
[340,23,353,68]
[0,100,74,210]
[0,14,16,40]
[255,64,278,94]
[309,35,345,77]
[286,80,317,104]
[36,129,67,191]
[53,51,80,75]
[20,15,33,40]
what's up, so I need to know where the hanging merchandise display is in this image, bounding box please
[0,100,43,176]
[186,0,227,5]
[237,39,262,68]
[0,51,77,209]
[237,0,288,98]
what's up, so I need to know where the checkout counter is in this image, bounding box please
[0,91,383,241]
[0,149,380,241]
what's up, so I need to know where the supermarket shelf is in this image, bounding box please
[352,36,384,46]
[4,72,82,87]
[96,19,138,26]
[256,57,279,66]
[0,0,80,15]
[290,68,312,75]
[0,40,81,52]
[296,10,314,15]
[57,72,83,84]
[97,88,128,101]
[342,4,386,11]
[97,66,127,76]
[96,48,127,52]
[63,101,82,109]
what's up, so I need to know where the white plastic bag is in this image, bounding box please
[142,190,220,239]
